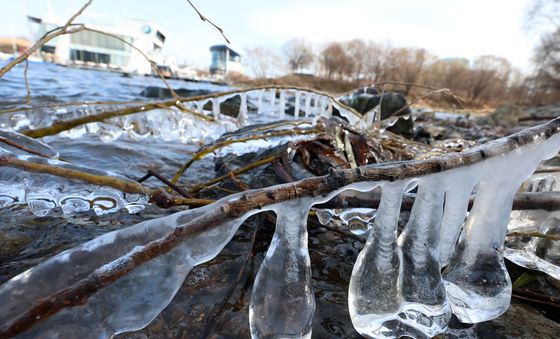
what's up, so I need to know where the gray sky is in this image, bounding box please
[0,0,538,73]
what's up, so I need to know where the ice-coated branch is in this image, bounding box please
[1,118,559,337]
[170,126,321,184]
[18,85,362,138]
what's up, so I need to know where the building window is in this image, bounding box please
[70,30,132,52]
[156,31,166,43]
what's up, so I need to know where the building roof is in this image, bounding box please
[209,45,240,57]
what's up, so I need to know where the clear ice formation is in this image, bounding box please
[0,121,559,338]
[0,88,363,144]
[504,173,560,280]
[249,199,315,339]
[315,207,377,235]
[0,201,258,338]
[0,152,148,216]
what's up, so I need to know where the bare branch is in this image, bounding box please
[0,0,93,78]
[186,0,230,43]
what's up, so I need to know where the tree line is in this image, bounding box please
[244,1,560,107]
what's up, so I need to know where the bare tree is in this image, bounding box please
[244,46,282,78]
[282,38,314,73]
[466,55,511,106]
[320,42,353,79]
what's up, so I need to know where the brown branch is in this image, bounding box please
[1,118,559,337]
[0,0,92,78]
[507,231,560,241]
[20,85,360,139]
[0,155,148,195]
[144,169,193,198]
[170,127,320,184]
[186,0,230,43]
[187,154,281,194]
[0,136,57,159]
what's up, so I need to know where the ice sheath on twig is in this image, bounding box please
[0,118,558,337]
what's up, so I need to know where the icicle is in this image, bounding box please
[238,93,248,125]
[294,91,301,118]
[268,89,276,115]
[278,90,286,119]
[397,177,451,337]
[439,174,477,267]
[211,98,221,119]
[442,132,560,323]
[250,198,315,339]
[442,181,515,323]
[256,89,265,114]
[349,181,405,338]
[304,92,311,118]
[325,100,333,118]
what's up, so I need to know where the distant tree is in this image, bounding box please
[244,46,282,78]
[320,42,353,79]
[282,38,314,73]
[466,55,511,106]
[526,0,560,103]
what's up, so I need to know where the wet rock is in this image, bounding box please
[385,116,415,138]
[444,301,560,338]
[342,92,410,119]
[140,86,212,99]
[0,229,32,259]
[489,105,526,127]
[202,94,257,118]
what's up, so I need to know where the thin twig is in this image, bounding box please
[187,154,280,194]
[186,0,230,43]
[145,169,193,198]
[24,59,31,104]
[170,127,320,184]
[507,231,560,241]
[0,136,57,159]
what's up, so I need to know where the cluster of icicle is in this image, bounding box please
[1,123,559,339]
[504,172,560,279]
[0,129,148,216]
[0,88,363,144]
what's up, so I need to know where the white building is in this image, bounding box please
[209,45,242,75]
[28,14,166,74]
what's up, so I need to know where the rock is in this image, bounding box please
[385,116,415,138]
[444,301,560,338]
[140,86,211,99]
[489,105,526,127]
[202,94,256,119]
[342,92,411,120]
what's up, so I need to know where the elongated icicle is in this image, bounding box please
[349,181,405,338]
[250,198,315,339]
[443,131,560,323]
[397,177,451,337]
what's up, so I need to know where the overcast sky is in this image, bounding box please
[0,0,538,73]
